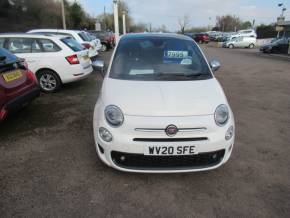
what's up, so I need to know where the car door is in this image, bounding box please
[242,38,250,47]
[234,37,243,47]
[6,37,43,73]
[280,39,289,54]
[274,39,286,53]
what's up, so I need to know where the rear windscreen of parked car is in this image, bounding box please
[110,37,212,81]
[78,32,92,42]
[61,37,84,52]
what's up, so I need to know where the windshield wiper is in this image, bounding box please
[153,72,208,80]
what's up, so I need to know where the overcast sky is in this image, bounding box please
[78,0,289,31]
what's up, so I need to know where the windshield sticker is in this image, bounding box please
[164,50,188,59]
[129,69,154,75]
[163,50,191,64]
[180,58,192,65]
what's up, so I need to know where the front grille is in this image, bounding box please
[111,150,225,170]
[133,137,208,142]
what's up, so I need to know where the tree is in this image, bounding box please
[0,0,96,32]
[216,15,242,32]
[241,21,252,29]
[256,24,277,39]
[130,22,147,32]
[178,14,190,34]
[186,27,208,33]
[153,24,168,32]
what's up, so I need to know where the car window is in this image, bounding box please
[61,37,84,52]
[31,40,42,53]
[110,37,212,81]
[38,39,61,52]
[7,38,33,53]
[78,32,91,41]
[57,32,75,39]
[0,38,5,48]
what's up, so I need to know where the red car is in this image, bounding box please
[193,33,210,44]
[0,48,39,121]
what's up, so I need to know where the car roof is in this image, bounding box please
[0,33,68,40]
[0,33,65,39]
[121,33,193,41]
[29,29,83,33]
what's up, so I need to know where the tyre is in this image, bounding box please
[249,44,254,49]
[228,44,234,49]
[100,43,107,52]
[37,69,61,93]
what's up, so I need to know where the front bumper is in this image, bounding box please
[93,108,235,173]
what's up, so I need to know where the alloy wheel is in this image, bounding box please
[39,73,57,91]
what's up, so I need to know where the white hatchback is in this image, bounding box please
[0,34,93,92]
[93,33,235,173]
[224,36,256,49]
[27,29,101,58]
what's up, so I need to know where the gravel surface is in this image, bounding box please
[1,46,289,218]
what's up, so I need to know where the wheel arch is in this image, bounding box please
[35,68,62,84]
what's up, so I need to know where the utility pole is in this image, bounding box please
[113,0,119,42]
[103,6,106,31]
[61,0,66,29]
[122,11,126,34]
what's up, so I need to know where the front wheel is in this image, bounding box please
[37,70,61,93]
[228,44,234,49]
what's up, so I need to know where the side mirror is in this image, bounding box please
[210,60,221,72]
[92,60,105,76]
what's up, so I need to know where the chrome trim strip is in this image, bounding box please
[135,128,164,132]
[135,127,207,132]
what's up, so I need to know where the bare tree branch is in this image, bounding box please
[178,14,190,34]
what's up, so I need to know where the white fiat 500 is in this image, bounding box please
[93,33,235,173]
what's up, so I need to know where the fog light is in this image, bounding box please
[99,127,113,142]
[225,126,234,140]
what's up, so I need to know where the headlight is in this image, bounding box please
[214,104,229,126]
[105,105,124,127]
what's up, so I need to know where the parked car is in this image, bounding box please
[260,37,290,54]
[0,48,39,121]
[93,33,235,173]
[223,36,256,48]
[88,30,114,52]
[219,32,236,42]
[185,33,209,44]
[27,29,101,58]
[0,34,93,92]
[229,29,257,41]
[83,31,102,54]
[209,32,223,41]
[193,33,210,44]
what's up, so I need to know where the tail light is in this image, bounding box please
[27,70,38,84]
[66,54,80,65]
[82,43,91,49]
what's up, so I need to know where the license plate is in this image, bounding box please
[2,70,23,82]
[144,145,197,156]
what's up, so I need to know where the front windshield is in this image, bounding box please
[109,36,212,81]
